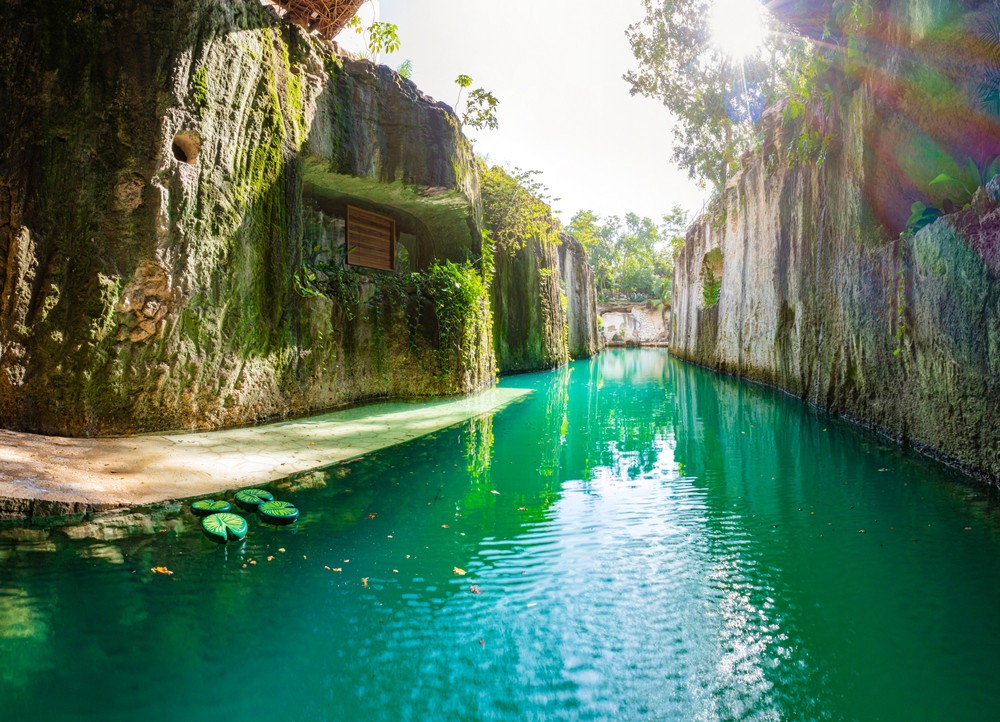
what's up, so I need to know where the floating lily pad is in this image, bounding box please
[201,513,248,543]
[191,499,232,516]
[234,488,274,510]
[258,500,299,525]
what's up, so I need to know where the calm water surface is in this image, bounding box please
[3,349,1000,721]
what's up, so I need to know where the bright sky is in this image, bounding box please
[336,0,711,225]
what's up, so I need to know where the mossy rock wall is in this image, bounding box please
[557,233,601,359]
[491,237,569,373]
[671,0,1000,481]
[0,0,490,435]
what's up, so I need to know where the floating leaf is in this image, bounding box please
[490,490,500,495]
[201,513,248,543]
[453,567,466,576]
[470,585,481,594]
[234,488,274,510]
[258,500,299,525]
[191,499,231,516]
[151,566,173,575]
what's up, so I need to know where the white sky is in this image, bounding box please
[336,0,710,225]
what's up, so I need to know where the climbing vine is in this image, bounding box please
[299,258,493,381]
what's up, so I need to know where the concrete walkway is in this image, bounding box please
[0,388,531,517]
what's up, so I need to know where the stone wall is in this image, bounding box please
[491,237,568,373]
[671,0,1000,482]
[599,302,668,346]
[0,0,491,435]
[556,233,601,359]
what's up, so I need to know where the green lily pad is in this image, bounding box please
[191,499,232,516]
[234,488,274,510]
[258,500,299,525]
[201,513,248,543]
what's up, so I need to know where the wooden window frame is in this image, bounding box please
[345,205,396,272]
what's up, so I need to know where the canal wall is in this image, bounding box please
[599,302,669,347]
[671,0,1000,482]
[557,233,601,360]
[0,0,596,436]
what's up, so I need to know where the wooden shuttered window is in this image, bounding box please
[346,206,396,272]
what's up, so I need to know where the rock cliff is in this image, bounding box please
[0,0,492,435]
[491,237,568,373]
[557,233,601,359]
[671,0,1000,481]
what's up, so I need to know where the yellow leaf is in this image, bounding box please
[151,566,173,575]
[453,567,466,576]
[362,577,369,588]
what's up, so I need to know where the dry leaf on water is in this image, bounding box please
[151,566,173,575]
[453,567,466,576]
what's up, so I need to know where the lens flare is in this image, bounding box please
[710,0,768,61]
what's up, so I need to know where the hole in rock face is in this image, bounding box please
[171,131,201,165]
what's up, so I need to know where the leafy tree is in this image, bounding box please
[625,0,799,190]
[455,74,473,108]
[347,2,401,63]
[569,205,688,301]
[463,88,500,130]
[480,163,559,255]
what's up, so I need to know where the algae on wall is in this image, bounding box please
[0,0,492,435]
[671,0,1000,481]
[491,237,569,373]
[557,233,601,359]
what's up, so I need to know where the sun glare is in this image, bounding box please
[710,0,768,61]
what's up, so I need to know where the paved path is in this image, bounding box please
[0,388,530,516]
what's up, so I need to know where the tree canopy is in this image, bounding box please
[624,0,806,190]
[569,206,688,302]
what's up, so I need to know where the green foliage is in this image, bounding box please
[300,259,492,381]
[569,205,687,301]
[347,5,401,63]
[451,75,499,130]
[455,73,473,107]
[626,0,802,190]
[462,88,500,130]
[701,248,723,308]
[480,163,558,255]
[904,201,943,237]
[367,21,401,59]
[929,155,1000,204]
[396,59,413,79]
[702,269,722,308]
[906,154,1000,236]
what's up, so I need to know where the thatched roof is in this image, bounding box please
[262,0,366,39]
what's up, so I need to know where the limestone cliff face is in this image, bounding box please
[557,234,601,359]
[0,0,491,435]
[672,0,1000,481]
[491,238,568,373]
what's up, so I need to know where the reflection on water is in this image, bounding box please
[2,349,1000,720]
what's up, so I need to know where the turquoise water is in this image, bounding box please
[3,349,1000,721]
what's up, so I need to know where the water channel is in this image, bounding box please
[2,349,999,720]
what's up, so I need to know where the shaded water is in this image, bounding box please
[3,349,1000,721]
